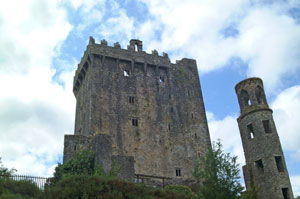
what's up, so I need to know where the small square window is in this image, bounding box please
[129,96,135,104]
[159,76,165,82]
[132,119,138,126]
[175,168,181,177]
[275,156,284,172]
[263,120,272,134]
[124,70,130,77]
[247,124,255,139]
[255,159,264,174]
[282,188,290,199]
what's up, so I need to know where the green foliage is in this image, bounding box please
[193,140,243,199]
[48,150,120,186]
[0,178,42,199]
[241,168,257,199]
[241,190,257,199]
[44,175,191,199]
[0,158,16,176]
[164,185,195,198]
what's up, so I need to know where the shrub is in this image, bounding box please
[48,150,120,187]
[164,185,194,198]
[44,175,192,199]
[0,178,42,199]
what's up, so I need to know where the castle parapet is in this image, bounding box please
[73,37,173,95]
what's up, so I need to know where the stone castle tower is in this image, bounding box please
[235,77,294,199]
[63,37,211,184]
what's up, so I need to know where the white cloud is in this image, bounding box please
[98,9,135,46]
[272,85,300,161]
[137,0,300,92]
[291,175,300,197]
[0,0,74,176]
[237,7,300,91]
[207,112,245,173]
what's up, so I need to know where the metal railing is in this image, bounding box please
[134,174,172,188]
[0,174,49,190]
[1,173,172,189]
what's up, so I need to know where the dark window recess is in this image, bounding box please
[241,89,251,106]
[275,156,284,172]
[169,94,171,99]
[74,145,77,151]
[129,96,135,104]
[282,188,290,199]
[159,76,165,82]
[191,113,194,118]
[175,168,181,176]
[170,107,174,112]
[247,124,255,139]
[124,70,130,77]
[187,90,190,96]
[263,120,272,134]
[255,159,264,174]
[132,119,138,126]
[168,124,171,131]
[195,133,197,139]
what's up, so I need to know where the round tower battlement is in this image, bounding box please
[235,77,270,118]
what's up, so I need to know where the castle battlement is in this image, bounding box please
[73,37,197,96]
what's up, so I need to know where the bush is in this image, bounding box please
[0,158,16,177]
[0,178,42,199]
[48,150,121,187]
[44,175,192,199]
[164,185,194,198]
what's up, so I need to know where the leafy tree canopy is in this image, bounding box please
[0,157,16,176]
[49,150,120,186]
[193,140,243,199]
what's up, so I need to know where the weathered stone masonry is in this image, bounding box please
[63,37,211,184]
[235,77,294,199]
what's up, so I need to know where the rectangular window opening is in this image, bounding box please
[170,107,173,113]
[255,159,264,174]
[168,124,171,131]
[159,76,165,82]
[275,156,284,172]
[124,70,130,77]
[247,124,255,139]
[175,168,181,177]
[282,188,290,199]
[191,113,194,118]
[132,119,138,126]
[263,120,272,134]
[129,96,135,104]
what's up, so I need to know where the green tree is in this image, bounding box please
[193,140,243,199]
[48,150,120,186]
[0,157,16,176]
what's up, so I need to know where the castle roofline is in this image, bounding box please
[235,77,263,93]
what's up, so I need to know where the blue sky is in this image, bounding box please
[0,0,300,196]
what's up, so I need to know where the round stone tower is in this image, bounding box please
[235,77,294,199]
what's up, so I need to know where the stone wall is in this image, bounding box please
[64,37,211,184]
